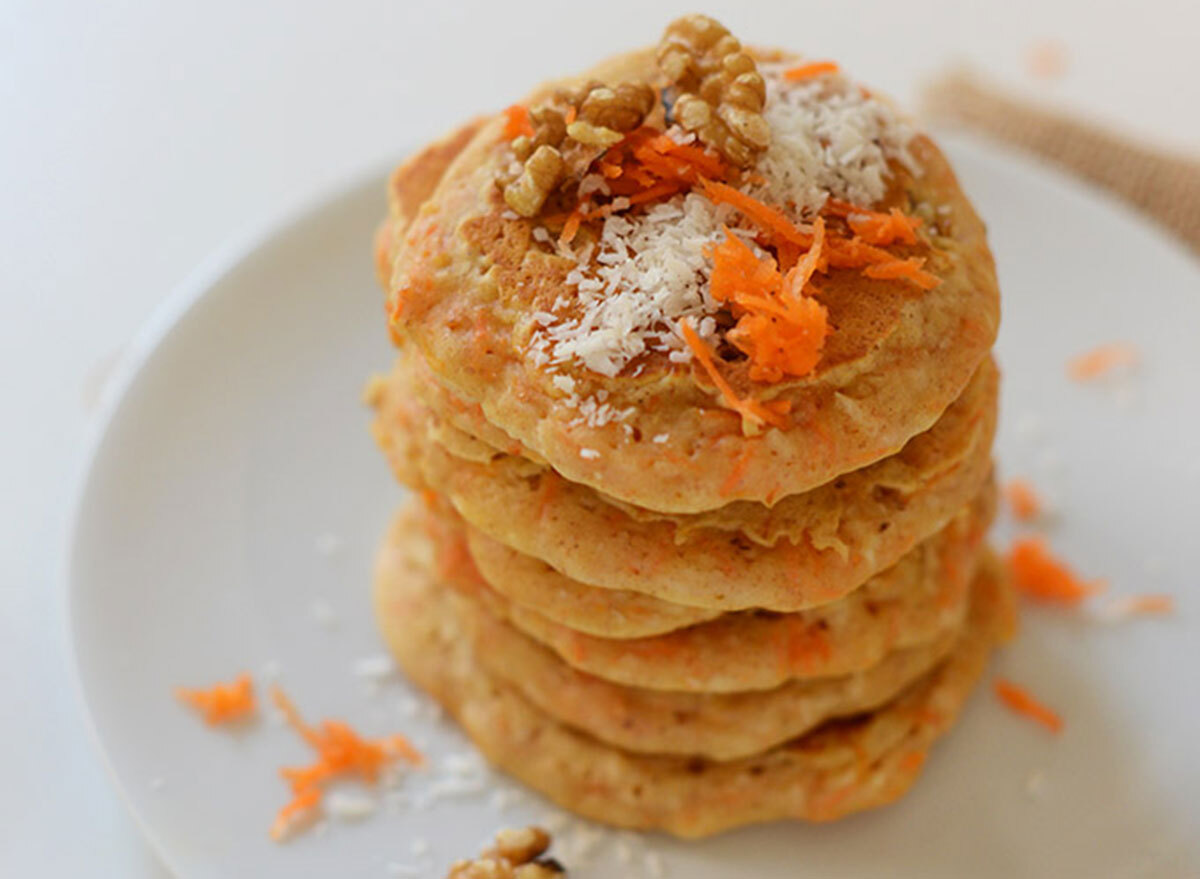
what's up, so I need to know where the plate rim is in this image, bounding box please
[60,156,396,873]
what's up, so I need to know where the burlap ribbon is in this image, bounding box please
[922,70,1200,257]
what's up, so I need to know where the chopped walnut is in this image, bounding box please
[657,14,770,166]
[503,145,565,217]
[499,80,657,217]
[577,82,657,134]
[446,826,564,879]
[512,107,568,162]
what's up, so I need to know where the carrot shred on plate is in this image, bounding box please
[782,61,841,81]
[1067,342,1139,381]
[1099,594,1175,620]
[269,686,423,842]
[1006,536,1105,605]
[994,678,1064,734]
[1003,477,1043,521]
[176,673,256,726]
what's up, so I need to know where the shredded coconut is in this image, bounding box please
[352,655,396,681]
[533,192,737,378]
[327,791,377,821]
[754,67,917,215]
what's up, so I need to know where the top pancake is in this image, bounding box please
[383,47,999,514]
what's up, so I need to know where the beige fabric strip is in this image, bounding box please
[921,70,1200,256]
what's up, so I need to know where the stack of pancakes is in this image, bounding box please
[368,43,1010,838]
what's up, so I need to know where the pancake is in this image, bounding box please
[378,503,962,760]
[374,525,1015,836]
[374,119,485,291]
[384,46,999,514]
[368,355,997,612]
[422,485,993,692]
[424,495,721,638]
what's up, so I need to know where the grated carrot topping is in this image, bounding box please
[269,686,422,842]
[861,256,940,289]
[705,221,831,382]
[501,104,534,140]
[1067,342,1139,381]
[994,678,1063,734]
[1003,478,1043,521]
[176,673,256,726]
[847,207,921,246]
[699,177,813,248]
[783,61,841,81]
[1007,536,1105,605]
[679,320,789,431]
[558,210,583,246]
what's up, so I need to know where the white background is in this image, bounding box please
[3,1,1197,874]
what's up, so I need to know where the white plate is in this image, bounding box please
[68,135,1200,879]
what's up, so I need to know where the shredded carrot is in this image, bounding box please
[1006,536,1105,605]
[269,686,422,841]
[1067,342,1138,381]
[1003,477,1043,522]
[994,678,1063,734]
[1100,594,1175,620]
[679,320,788,431]
[501,104,534,140]
[704,224,831,383]
[176,673,256,726]
[558,209,583,246]
[699,177,813,248]
[783,61,841,81]
[861,256,940,289]
[847,207,921,246]
[719,445,756,497]
[564,105,577,125]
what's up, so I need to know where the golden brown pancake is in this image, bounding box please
[379,501,963,760]
[368,355,997,611]
[374,522,1015,837]
[419,485,993,692]
[373,119,485,291]
[422,494,720,638]
[383,48,999,514]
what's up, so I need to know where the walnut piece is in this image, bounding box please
[503,145,565,217]
[500,81,656,217]
[657,14,770,166]
[578,82,657,133]
[445,826,564,879]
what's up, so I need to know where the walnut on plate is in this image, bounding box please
[445,826,565,879]
[657,14,770,166]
